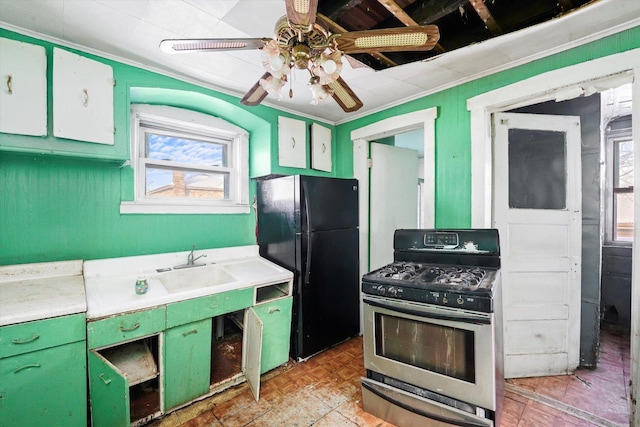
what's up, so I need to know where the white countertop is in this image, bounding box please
[83,245,293,319]
[0,260,87,326]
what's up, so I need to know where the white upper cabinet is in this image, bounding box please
[310,123,332,172]
[0,37,47,136]
[53,47,114,145]
[278,116,306,168]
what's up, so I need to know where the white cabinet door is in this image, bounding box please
[0,37,47,136]
[243,307,263,401]
[311,123,332,172]
[53,47,114,145]
[278,116,306,168]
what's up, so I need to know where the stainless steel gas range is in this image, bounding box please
[361,229,503,427]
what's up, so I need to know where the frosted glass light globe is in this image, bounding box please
[321,59,337,74]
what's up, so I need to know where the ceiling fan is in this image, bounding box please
[159,0,440,113]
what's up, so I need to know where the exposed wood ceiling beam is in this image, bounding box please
[468,0,502,35]
[317,13,399,67]
[409,0,468,25]
[376,0,446,53]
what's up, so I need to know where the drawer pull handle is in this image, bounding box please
[119,323,140,332]
[14,363,41,373]
[182,329,198,337]
[99,374,112,385]
[210,304,219,309]
[12,334,40,344]
[269,308,281,314]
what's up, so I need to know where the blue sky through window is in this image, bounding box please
[145,133,226,193]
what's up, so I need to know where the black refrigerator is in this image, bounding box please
[256,175,360,361]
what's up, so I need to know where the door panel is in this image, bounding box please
[243,307,263,401]
[163,319,212,410]
[296,228,359,359]
[88,349,129,427]
[369,143,419,271]
[494,112,582,378]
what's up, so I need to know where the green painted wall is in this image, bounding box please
[3,24,640,265]
[0,28,340,265]
[335,25,640,228]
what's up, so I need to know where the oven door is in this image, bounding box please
[363,294,497,410]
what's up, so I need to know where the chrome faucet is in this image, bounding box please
[187,245,207,265]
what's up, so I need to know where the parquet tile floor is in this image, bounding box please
[150,323,630,427]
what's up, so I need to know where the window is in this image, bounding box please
[605,116,633,243]
[121,105,249,214]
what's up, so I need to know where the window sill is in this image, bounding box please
[120,201,250,215]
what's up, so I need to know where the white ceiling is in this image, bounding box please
[1,0,640,124]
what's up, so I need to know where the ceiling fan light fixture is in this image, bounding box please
[312,49,342,84]
[321,59,337,74]
[309,78,333,105]
[259,75,286,100]
[262,40,290,77]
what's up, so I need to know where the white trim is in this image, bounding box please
[351,108,438,229]
[466,47,640,424]
[468,48,640,227]
[351,107,437,335]
[122,104,250,215]
[119,201,250,215]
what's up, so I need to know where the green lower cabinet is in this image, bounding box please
[0,340,87,427]
[253,296,292,374]
[88,349,130,427]
[163,319,212,410]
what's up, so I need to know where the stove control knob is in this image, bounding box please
[457,296,464,305]
[388,287,398,297]
[376,285,386,295]
[442,296,448,304]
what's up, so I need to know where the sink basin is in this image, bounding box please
[154,265,236,294]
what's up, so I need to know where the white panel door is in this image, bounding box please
[369,143,419,271]
[494,112,582,378]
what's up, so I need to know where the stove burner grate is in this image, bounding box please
[371,262,426,281]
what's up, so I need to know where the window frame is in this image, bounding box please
[605,123,633,244]
[121,104,250,214]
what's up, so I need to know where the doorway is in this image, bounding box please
[493,111,583,379]
[468,53,638,422]
[351,107,437,330]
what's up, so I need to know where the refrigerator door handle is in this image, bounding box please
[302,180,312,285]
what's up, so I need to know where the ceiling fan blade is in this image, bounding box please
[334,25,440,54]
[285,0,318,28]
[326,77,363,113]
[240,73,272,107]
[160,38,268,54]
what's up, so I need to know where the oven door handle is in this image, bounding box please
[361,380,489,427]
[364,298,491,325]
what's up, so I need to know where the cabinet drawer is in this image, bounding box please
[166,287,253,328]
[87,307,165,349]
[0,313,86,359]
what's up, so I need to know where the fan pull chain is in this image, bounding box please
[289,73,293,98]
